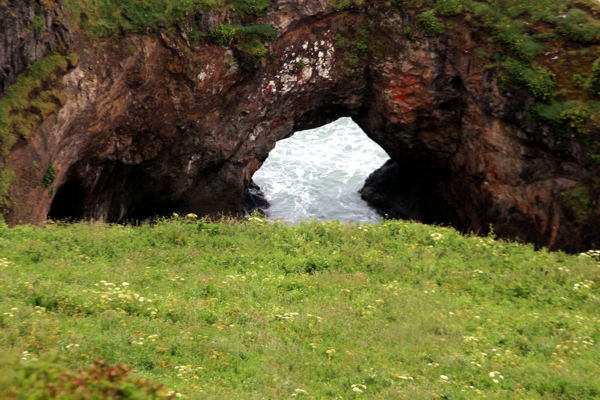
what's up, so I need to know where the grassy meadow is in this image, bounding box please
[0,215,599,398]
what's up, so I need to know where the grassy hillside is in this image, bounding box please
[0,216,599,398]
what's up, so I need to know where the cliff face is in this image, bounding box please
[2,0,600,251]
[0,0,72,97]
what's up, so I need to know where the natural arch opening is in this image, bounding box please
[48,179,86,221]
[253,117,388,222]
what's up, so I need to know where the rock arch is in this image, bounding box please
[3,4,598,251]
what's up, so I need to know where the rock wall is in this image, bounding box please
[0,0,72,97]
[2,0,600,251]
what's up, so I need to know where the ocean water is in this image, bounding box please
[252,117,390,223]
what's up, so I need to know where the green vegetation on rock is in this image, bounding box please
[31,14,45,34]
[334,27,371,68]
[207,24,240,45]
[235,40,268,62]
[0,53,77,210]
[63,0,273,37]
[557,8,600,43]
[533,101,591,141]
[416,10,445,36]
[590,58,600,96]
[206,23,278,66]
[42,163,57,189]
[503,58,556,102]
[562,187,594,216]
[0,54,77,156]
[403,26,417,41]
[331,0,365,11]
[401,0,600,154]
[0,169,17,211]
[0,53,77,155]
[229,0,269,16]
[0,216,598,398]
[207,24,278,45]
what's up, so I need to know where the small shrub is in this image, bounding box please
[492,19,544,62]
[533,101,590,141]
[403,27,416,41]
[188,25,203,46]
[0,168,17,210]
[0,354,175,399]
[354,27,370,59]
[525,67,556,102]
[303,255,330,274]
[31,14,45,34]
[239,24,279,42]
[572,73,588,90]
[434,0,464,15]
[503,57,555,101]
[208,24,279,45]
[230,0,269,16]
[389,0,403,11]
[562,187,593,216]
[331,0,364,11]
[532,32,558,42]
[589,58,600,96]
[207,24,239,45]
[236,40,268,62]
[42,163,57,188]
[416,11,445,36]
[557,9,600,43]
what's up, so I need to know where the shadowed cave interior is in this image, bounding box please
[47,179,86,221]
[46,115,461,228]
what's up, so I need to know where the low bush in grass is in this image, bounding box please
[0,352,175,399]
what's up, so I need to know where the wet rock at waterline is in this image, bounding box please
[360,159,460,227]
[2,0,600,252]
[242,181,270,216]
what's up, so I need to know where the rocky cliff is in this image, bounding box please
[0,0,72,96]
[2,0,600,252]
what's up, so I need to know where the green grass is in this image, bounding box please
[0,216,599,398]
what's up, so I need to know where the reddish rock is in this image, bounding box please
[2,0,599,252]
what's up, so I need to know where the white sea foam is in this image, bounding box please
[253,117,389,223]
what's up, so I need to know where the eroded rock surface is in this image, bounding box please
[0,0,72,96]
[2,0,600,251]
